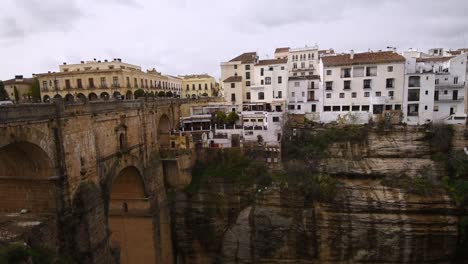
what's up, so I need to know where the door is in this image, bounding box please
[450,107,455,115]
[434,91,439,101]
[453,90,458,100]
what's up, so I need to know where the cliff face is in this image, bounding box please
[170,126,467,264]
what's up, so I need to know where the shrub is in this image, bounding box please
[425,123,454,154]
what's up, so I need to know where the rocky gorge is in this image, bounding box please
[169,124,468,264]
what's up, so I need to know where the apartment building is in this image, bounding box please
[180,74,216,98]
[36,59,182,102]
[404,51,467,124]
[220,52,258,111]
[320,50,406,123]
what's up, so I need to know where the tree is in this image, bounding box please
[166,91,173,97]
[157,91,166,97]
[134,89,145,98]
[13,87,19,102]
[213,111,227,126]
[0,81,8,101]
[226,111,240,125]
[30,78,41,102]
[202,92,208,97]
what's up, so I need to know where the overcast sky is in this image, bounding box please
[1,0,468,80]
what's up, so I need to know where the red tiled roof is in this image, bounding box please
[229,52,257,64]
[2,78,34,85]
[275,47,290,53]
[223,76,242,83]
[416,56,454,63]
[321,51,405,67]
[256,58,288,66]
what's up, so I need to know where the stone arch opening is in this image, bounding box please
[125,91,133,100]
[43,95,50,102]
[88,92,98,101]
[100,92,110,101]
[65,93,74,103]
[108,166,156,264]
[158,114,171,148]
[76,93,86,102]
[0,142,56,213]
[53,94,62,99]
[113,91,122,100]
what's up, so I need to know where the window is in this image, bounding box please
[362,105,370,111]
[301,62,305,68]
[435,79,439,85]
[65,79,71,89]
[395,104,402,110]
[301,91,305,97]
[352,92,357,98]
[342,106,350,111]
[425,90,428,95]
[186,84,189,91]
[332,106,340,111]
[112,77,119,87]
[42,81,48,89]
[261,80,264,85]
[278,76,282,84]
[424,105,428,110]
[77,79,82,89]
[353,66,365,77]
[246,81,251,87]
[434,105,439,112]
[389,91,394,97]
[325,81,333,90]
[444,90,448,95]
[273,117,280,122]
[344,80,351,90]
[326,93,331,98]
[293,63,297,69]
[265,77,271,85]
[205,83,208,90]
[352,105,360,111]
[454,77,459,84]
[387,66,393,72]
[407,104,419,116]
[408,76,420,87]
[246,92,251,100]
[364,79,371,89]
[231,83,235,88]
[288,105,295,110]
[231,93,236,102]
[324,106,331,112]
[89,78,94,88]
[386,78,394,88]
[408,89,420,101]
[260,68,264,76]
[245,65,250,70]
[281,66,285,70]
[375,91,381,97]
[100,77,107,88]
[364,92,370,97]
[341,68,351,78]
[258,92,265,100]
[193,84,196,90]
[246,72,250,80]
[294,82,300,87]
[366,66,377,76]
[326,70,332,75]
[385,105,393,111]
[339,93,345,98]
[234,65,237,69]
[291,92,295,97]
[311,104,316,112]
[199,84,202,90]
[297,105,301,110]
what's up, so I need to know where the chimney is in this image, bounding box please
[93,58,97,61]
[104,59,108,62]
[15,75,23,81]
[63,62,67,65]
[350,50,354,60]
[81,61,84,64]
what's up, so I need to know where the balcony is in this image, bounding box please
[307,98,318,102]
[435,83,465,89]
[436,96,465,102]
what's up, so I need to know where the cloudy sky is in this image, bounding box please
[1,0,468,80]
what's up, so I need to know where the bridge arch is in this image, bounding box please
[0,141,57,213]
[157,114,172,148]
[108,166,156,264]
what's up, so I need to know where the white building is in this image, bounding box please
[319,50,406,124]
[404,50,468,124]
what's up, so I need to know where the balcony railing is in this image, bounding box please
[436,96,465,102]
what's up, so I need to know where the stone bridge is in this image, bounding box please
[0,98,199,263]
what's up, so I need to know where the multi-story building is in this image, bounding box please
[2,75,34,103]
[403,50,467,124]
[220,52,258,111]
[180,74,216,98]
[36,59,182,102]
[320,50,406,123]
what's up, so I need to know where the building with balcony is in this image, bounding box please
[403,50,467,124]
[180,74,216,98]
[36,59,182,102]
[320,50,406,123]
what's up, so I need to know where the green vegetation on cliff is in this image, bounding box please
[0,242,76,264]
